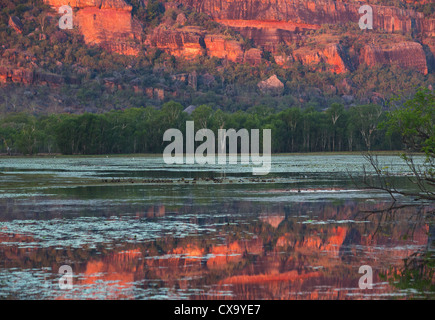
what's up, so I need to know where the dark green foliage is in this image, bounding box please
[146,0,165,25]
[0,99,407,155]
[3,91,433,156]
[384,88,435,156]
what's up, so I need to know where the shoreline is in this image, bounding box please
[0,150,422,158]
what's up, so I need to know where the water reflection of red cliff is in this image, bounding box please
[207,239,263,269]
[74,249,142,299]
[1,202,432,299]
[220,270,322,284]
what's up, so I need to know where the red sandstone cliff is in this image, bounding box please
[45,0,132,9]
[360,41,429,74]
[293,43,353,73]
[148,27,206,58]
[44,0,142,55]
[172,0,433,73]
[0,0,430,91]
[147,27,263,64]
[176,0,432,35]
[39,0,434,73]
[204,34,245,62]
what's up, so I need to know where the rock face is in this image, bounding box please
[360,41,428,74]
[257,75,284,94]
[11,0,431,78]
[424,18,435,37]
[177,0,432,35]
[148,27,205,58]
[244,48,263,65]
[204,34,244,62]
[8,16,24,34]
[39,0,434,74]
[164,0,433,73]
[0,65,65,86]
[214,19,312,52]
[294,44,353,74]
[148,28,262,64]
[44,0,142,55]
[176,13,187,25]
[44,0,130,9]
[0,66,33,85]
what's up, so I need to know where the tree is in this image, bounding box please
[301,107,317,152]
[358,88,435,201]
[385,88,434,157]
[161,101,185,128]
[326,103,344,151]
[146,0,164,24]
[281,107,301,152]
[350,104,383,151]
[192,104,213,129]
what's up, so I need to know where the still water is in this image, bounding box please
[0,155,433,299]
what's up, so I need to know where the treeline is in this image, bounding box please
[0,101,403,155]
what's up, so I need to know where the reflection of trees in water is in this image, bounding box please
[354,202,431,240]
[355,202,434,298]
[338,228,362,263]
[399,219,434,298]
[382,244,434,299]
[1,201,433,299]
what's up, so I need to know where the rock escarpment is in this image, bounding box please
[293,44,354,74]
[44,0,131,9]
[177,0,432,35]
[173,0,433,73]
[148,27,206,58]
[19,0,435,75]
[360,41,429,74]
[44,0,142,55]
[148,27,262,64]
[0,65,66,86]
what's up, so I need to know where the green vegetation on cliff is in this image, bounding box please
[0,98,407,155]
[1,0,434,116]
